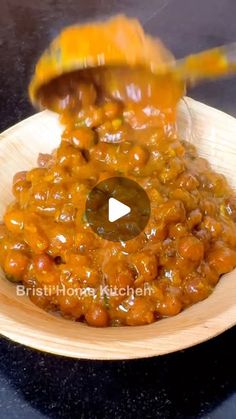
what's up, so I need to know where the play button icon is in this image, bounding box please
[108,198,131,222]
[85,177,150,242]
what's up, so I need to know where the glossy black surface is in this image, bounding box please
[0,1,235,418]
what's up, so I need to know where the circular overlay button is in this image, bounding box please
[85,177,150,242]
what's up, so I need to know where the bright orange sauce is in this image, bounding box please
[1,65,236,327]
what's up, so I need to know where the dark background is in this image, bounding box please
[0,0,236,418]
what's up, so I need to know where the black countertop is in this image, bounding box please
[0,1,235,418]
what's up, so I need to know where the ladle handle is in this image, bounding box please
[173,42,236,82]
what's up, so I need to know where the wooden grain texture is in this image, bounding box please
[0,97,235,360]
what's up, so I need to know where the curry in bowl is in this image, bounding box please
[0,16,236,327]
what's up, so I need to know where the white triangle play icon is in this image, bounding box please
[108,198,131,222]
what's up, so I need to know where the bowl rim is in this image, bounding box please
[0,98,236,360]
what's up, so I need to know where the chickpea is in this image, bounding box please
[13,171,27,185]
[4,250,29,279]
[103,101,122,119]
[70,182,88,207]
[178,236,204,262]
[169,223,188,239]
[176,172,199,191]
[200,262,219,286]
[12,180,30,199]
[50,184,69,204]
[24,219,49,254]
[160,158,185,184]
[56,203,76,224]
[4,209,24,234]
[130,251,158,284]
[200,200,217,217]
[45,166,66,184]
[85,305,109,327]
[37,269,60,285]
[25,232,48,254]
[184,275,212,304]
[58,294,82,319]
[116,271,134,289]
[201,216,222,239]
[75,231,97,252]
[145,219,167,242]
[76,105,104,128]
[206,173,229,197]
[97,120,126,143]
[148,188,164,206]
[48,226,74,255]
[170,188,198,211]
[187,209,203,229]
[158,294,182,317]
[66,254,100,287]
[118,141,133,155]
[208,245,236,275]
[37,153,52,168]
[63,127,95,149]
[34,254,54,273]
[156,200,186,224]
[126,297,154,326]
[120,234,146,253]
[195,229,211,249]
[56,143,85,167]
[89,106,104,127]
[104,260,134,289]
[129,145,149,168]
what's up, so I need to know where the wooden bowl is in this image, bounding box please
[0,97,235,360]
